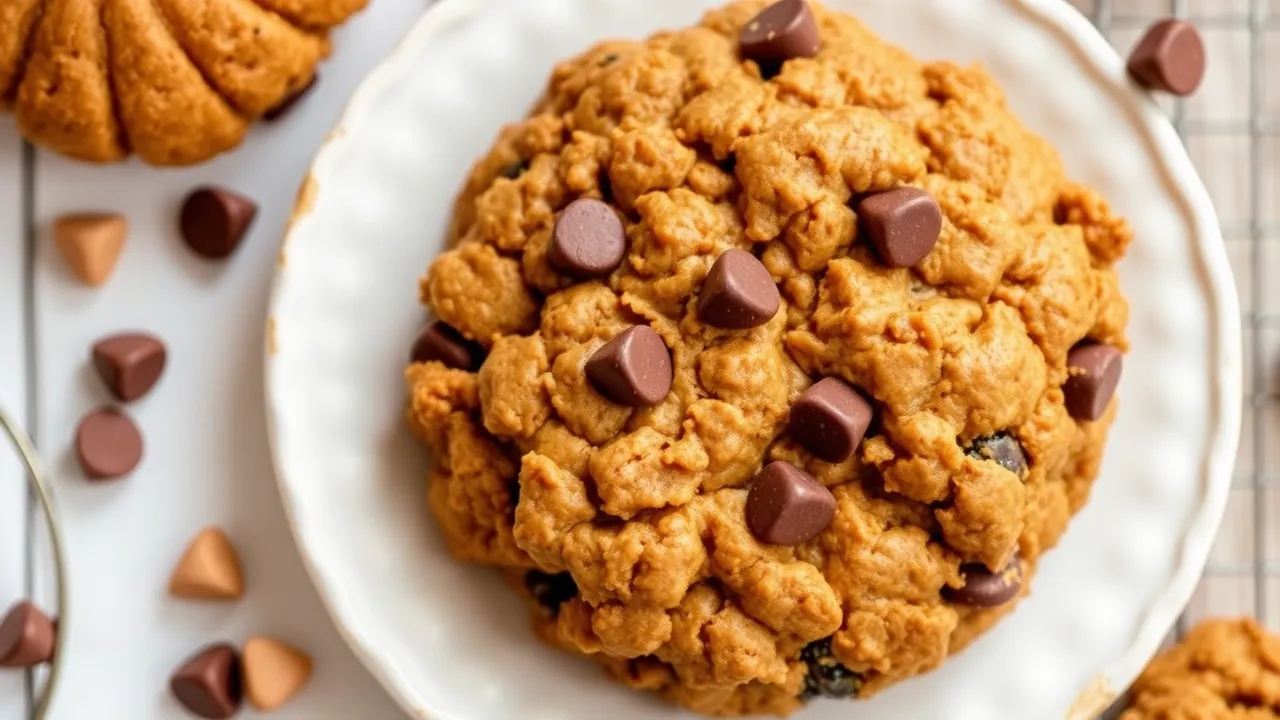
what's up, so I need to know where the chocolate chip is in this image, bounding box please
[411,322,484,371]
[264,74,318,121]
[180,187,259,260]
[0,601,55,668]
[740,0,822,63]
[858,187,943,268]
[697,249,780,329]
[585,326,673,407]
[92,332,167,402]
[945,556,1022,607]
[171,643,243,720]
[75,408,143,480]
[599,53,620,67]
[1064,342,1123,422]
[790,378,873,463]
[967,433,1028,479]
[1128,19,1206,96]
[799,638,861,701]
[499,158,529,180]
[746,461,836,545]
[548,198,626,279]
[526,570,578,618]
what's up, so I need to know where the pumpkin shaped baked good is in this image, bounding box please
[0,0,368,166]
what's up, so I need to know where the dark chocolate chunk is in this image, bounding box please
[499,159,529,180]
[0,601,55,668]
[1064,342,1123,422]
[526,571,578,618]
[790,377,873,463]
[75,408,143,481]
[180,187,259,260]
[799,638,862,701]
[170,643,243,719]
[740,0,822,63]
[585,326,673,407]
[1128,19,1206,96]
[697,249,781,329]
[410,322,484,371]
[945,555,1023,608]
[746,461,835,546]
[858,187,943,268]
[967,433,1028,479]
[548,198,626,279]
[92,332,167,402]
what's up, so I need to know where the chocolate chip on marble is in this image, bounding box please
[180,187,259,260]
[0,601,55,668]
[170,643,242,720]
[1064,342,1123,422]
[75,408,143,481]
[92,332,167,402]
[967,433,1028,479]
[945,556,1022,608]
[585,326,673,407]
[264,74,319,121]
[1127,19,1206,96]
[697,249,780,329]
[858,187,943,268]
[740,0,822,63]
[411,321,484,371]
[746,461,836,546]
[548,198,626,279]
[790,377,873,463]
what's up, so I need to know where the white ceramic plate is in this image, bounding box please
[265,0,1241,718]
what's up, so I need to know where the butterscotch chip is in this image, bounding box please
[243,636,313,711]
[53,213,128,287]
[169,527,245,601]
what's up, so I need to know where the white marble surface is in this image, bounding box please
[0,3,424,718]
[0,0,1271,719]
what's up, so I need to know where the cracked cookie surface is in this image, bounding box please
[1120,619,1280,719]
[405,0,1131,715]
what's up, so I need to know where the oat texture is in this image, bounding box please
[404,0,1132,714]
[0,0,367,165]
[1121,619,1280,719]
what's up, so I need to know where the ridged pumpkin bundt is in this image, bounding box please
[0,0,368,166]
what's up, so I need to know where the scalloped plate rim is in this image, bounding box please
[264,0,1242,718]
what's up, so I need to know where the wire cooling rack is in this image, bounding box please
[1069,0,1276,640]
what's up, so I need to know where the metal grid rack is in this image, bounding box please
[1071,0,1277,641]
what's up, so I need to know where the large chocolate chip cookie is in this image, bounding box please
[404,0,1132,714]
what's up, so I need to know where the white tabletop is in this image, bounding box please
[0,1,1274,718]
[0,3,424,718]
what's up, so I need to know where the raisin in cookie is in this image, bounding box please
[1120,619,1280,719]
[404,0,1132,715]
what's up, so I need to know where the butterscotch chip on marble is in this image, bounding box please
[53,213,128,287]
[169,527,245,601]
[243,636,313,711]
